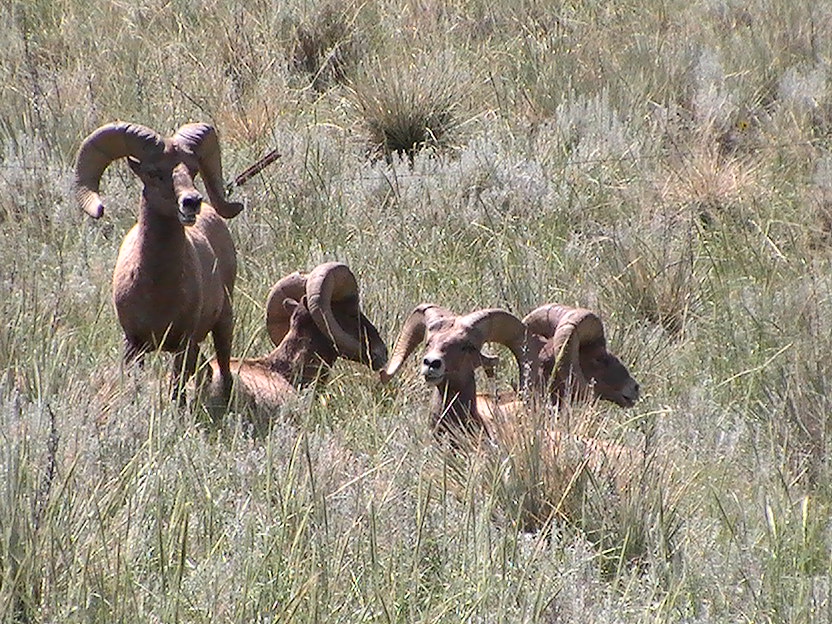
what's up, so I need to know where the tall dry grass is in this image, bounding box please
[2,0,832,621]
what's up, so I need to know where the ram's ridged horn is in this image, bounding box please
[305,262,366,362]
[462,308,529,383]
[381,304,453,383]
[173,123,243,219]
[524,305,605,342]
[265,271,308,346]
[73,122,165,218]
[523,304,571,339]
[543,307,606,387]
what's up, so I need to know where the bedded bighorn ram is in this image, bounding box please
[380,304,641,496]
[73,122,243,400]
[523,304,640,408]
[379,304,532,438]
[380,303,640,439]
[202,262,388,413]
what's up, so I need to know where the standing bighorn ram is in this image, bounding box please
[201,262,388,415]
[73,121,243,401]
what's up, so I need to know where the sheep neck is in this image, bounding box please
[136,198,188,260]
[431,376,488,439]
[262,333,333,389]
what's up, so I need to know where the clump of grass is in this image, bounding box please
[288,1,365,90]
[776,61,832,139]
[752,278,832,490]
[442,400,682,577]
[751,491,832,623]
[600,230,705,336]
[348,50,475,162]
[803,155,832,248]
[0,394,62,622]
[660,142,767,227]
[764,355,832,490]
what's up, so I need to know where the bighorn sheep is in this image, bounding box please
[380,303,640,438]
[523,305,640,408]
[380,304,642,507]
[201,262,388,414]
[73,121,243,400]
[380,304,532,438]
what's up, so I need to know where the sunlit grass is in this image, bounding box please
[1,0,832,621]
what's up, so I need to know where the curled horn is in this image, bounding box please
[265,271,308,346]
[524,305,605,344]
[538,306,606,388]
[522,304,574,339]
[462,309,532,386]
[305,262,366,361]
[173,123,243,219]
[73,122,165,218]
[381,304,452,383]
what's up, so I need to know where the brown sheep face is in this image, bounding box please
[540,338,640,407]
[580,341,639,407]
[127,148,203,226]
[420,320,487,387]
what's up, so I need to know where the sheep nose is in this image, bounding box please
[370,345,389,371]
[421,356,445,382]
[177,193,203,225]
[180,193,203,211]
[423,357,442,371]
[621,379,640,406]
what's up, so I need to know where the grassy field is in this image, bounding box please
[3,0,832,621]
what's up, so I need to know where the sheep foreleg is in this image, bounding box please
[171,341,200,407]
[211,312,234,400]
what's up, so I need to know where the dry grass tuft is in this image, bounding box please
[660,142,767,227]
[803,155,832,249]
[440,400,682,575]
[756,283,832,490]
[289,1,364,90]
[601,232,704,336]
[347,51,476,162]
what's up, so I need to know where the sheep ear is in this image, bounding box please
[282,297,300,314]
[126,156,142,174]
[480,352,499,378]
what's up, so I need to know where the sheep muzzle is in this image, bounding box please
[421,354,446,384]
[177,192,202,226]
[368,339,389,371]
[617,379,640,407]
